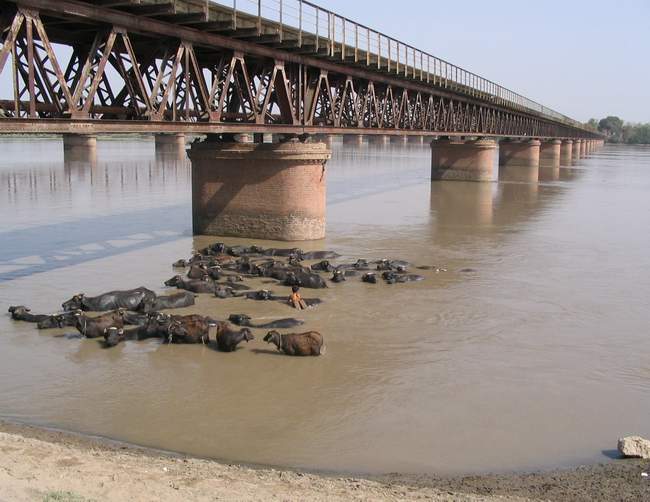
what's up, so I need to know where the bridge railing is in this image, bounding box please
[210,0,585,130]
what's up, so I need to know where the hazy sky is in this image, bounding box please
[321,0,650,123]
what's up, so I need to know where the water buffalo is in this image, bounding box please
[198,242,226,256]
[37,311,77,330]
[263,330,324,356]
[301,250,341,260]
[187,264,209,280]
[8,306,51,323]
[164,275,215,294]
[62,287,156,312]
[164,315,216,344]
[376,259,409,272]
[311,260,335,272]
[214,323,254,352]
[102,318,166,347]
[142,291,197,312]
[331,270,346,283]
[337,259,371,271]
[382,271,425,284]
[362,272,378,284]
[416,266,447,273]
[228,314,304,329]
[75,310,125,339]
[283,270,328,289]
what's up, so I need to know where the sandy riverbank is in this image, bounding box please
[0,421,648,501]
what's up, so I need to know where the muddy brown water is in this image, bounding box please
[1,137,649,476]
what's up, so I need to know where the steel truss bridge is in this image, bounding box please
[0,0,600,139]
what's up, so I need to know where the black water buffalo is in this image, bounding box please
[382,271,425,284]
[37,311,78,330]
[74,310,125,339]
[104,321,167,347]
[164,275,215,294]
[263,330,324,356]
[62,287,156,312]
[362,272,378,284]
[228,314,304,329]
[337,259,371,271]
[240,290,323,307]
[311,260,335,272]
[8,306,51,323]
[214,323,254,352]
[331,270,346,283]
[187,264,209,280]
[376,259,409,272]
[283,270,328,289]
[143,291,196,312]
[301,250,341,260]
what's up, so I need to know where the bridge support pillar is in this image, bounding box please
[155,133,186,152]
[539,139,562,169]
[63,134,97,150]
[430,137,497,182]
[572,139,582,162]
[369,135,390,145]
[498,138,540,182]
[188,140,331,241]
[391,135,408,144]
[63,134,97,165]
[560,140,573,166]
[343,134,363,146]
[579,139,587,158]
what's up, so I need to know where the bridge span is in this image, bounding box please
[0,0,604,240]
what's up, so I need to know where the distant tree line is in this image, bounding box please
[584,116,650,144]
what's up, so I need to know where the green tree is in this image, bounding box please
[598,116,624,142]
[586,118,599,131]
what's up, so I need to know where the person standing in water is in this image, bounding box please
[289,286,307,310]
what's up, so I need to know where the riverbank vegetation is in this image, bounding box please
[585,116,650,144]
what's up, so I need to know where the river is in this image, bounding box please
[0,136,649,476]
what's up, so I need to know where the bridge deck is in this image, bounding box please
[0,0,599,138]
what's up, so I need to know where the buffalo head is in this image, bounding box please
[62,294,85,311]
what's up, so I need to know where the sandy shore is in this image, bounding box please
[0,421,648,501]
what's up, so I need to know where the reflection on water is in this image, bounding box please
[1,138,650,476]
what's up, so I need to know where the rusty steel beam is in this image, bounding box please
[0,117,584,138]
[4,0,559,124]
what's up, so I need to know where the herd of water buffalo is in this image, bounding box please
[8,242,437,356]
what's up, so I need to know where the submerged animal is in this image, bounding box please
[214,323,254,352]
[62,287,156,312]
[263,330,324,356]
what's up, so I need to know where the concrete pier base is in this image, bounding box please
[539,139,562,169]
[579,139,587,158]
[560,140,573,166]
[369,135,390,145]
[63,134,97,150]
[430,137,497,182]
[63,134,97,168]
[343,135,363,146]
[155,133,185,151]
[155,133,186,161]
[498,139,540,182]
[188,140,331,240]
[572,140,582,162]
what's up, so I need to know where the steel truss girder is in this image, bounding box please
[0,6,596,139]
